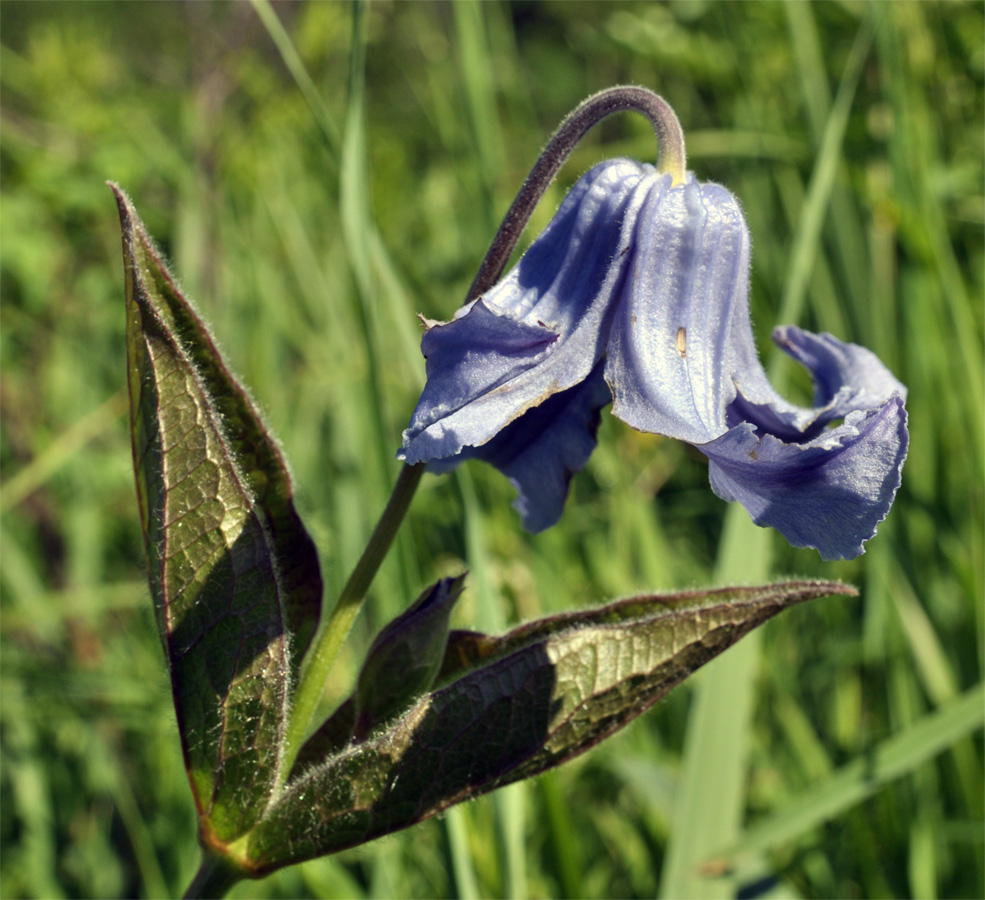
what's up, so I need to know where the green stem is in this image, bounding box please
[281,462,425,780]
[182,849,244,900]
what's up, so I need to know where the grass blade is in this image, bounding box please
[708,682,985,868]
[658,506,772,899]
[250,0,341,166]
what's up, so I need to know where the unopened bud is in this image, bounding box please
[353,575,465,739]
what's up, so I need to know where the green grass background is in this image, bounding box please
[1,1,982,897]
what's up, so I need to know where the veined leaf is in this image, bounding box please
[245,580,853,874]
[111,184,322,845]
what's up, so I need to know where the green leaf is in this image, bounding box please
[110,184,323,846]
[244,580,854,875]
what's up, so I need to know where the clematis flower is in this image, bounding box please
[398,155,907,561]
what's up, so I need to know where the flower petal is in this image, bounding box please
[434,361,612,532]
[607,177,752,445]
[773,325,907,412]
[400,159,654,466]
[727,326,909,440]
[702,395,908,560]
[399,301,558,464]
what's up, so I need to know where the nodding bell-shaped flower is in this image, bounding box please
[398,88,908,560]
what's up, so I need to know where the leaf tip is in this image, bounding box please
[807,578,859,598]
[107,182,141,250]
[107,179,130,214]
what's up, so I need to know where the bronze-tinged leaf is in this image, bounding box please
[111,184,322,844]
[245,580,854,874]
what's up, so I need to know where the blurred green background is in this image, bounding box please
[1,1,982,898]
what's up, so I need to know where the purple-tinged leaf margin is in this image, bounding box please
[246,580,853,874]
[112,183,322,844]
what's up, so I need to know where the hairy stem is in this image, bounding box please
[465,85,686,303]
[281,462,425,782]
[182,849,244,900]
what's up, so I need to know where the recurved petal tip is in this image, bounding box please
[703,395,909,560]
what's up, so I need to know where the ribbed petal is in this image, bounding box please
[703,395,908,560]
[400,159,654,467]
[607,176,751,445]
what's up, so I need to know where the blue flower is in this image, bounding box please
[398,159,908,560]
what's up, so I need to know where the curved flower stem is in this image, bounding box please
[465,85,686,303]
[281,462,425,782]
